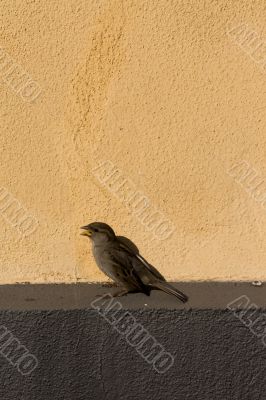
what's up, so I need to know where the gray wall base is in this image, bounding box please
[0,283,265,400]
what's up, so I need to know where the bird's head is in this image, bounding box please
[80,222,116,244]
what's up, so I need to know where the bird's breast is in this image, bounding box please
[92,245,116,280]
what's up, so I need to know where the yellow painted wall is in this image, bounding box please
[0,1,265,283]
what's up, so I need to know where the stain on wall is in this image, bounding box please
[0,0,265,282]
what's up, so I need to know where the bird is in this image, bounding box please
[80,222,188,303]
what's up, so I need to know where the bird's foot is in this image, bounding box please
[95,287,135,298]
[101,282,117,288]
[112,289,129,298]
[94,293,108,298]
[94,288,121,299]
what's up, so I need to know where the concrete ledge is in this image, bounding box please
[0,283,265,399]
[0,281,265,310]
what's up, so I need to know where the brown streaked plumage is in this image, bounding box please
[81,222,188,302]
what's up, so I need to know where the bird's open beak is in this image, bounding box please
[80,226,92,237]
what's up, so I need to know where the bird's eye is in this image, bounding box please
[94,228,99,232]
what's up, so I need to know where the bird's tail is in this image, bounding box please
[151,281,188,303]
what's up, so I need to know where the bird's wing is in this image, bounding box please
[116,236,165,281]
[134,254,166,281]
[130,253,187,302]
[105,242,188,302]
[105,246,150,294]
[116,236,139,254]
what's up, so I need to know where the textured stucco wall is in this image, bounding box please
[0,1,265,283]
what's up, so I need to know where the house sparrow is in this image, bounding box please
[81,222,188,303]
